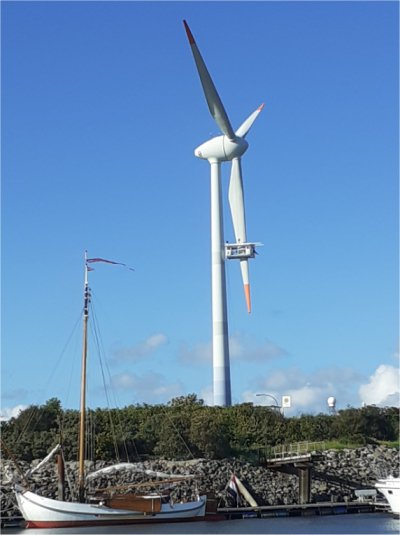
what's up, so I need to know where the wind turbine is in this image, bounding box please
[183,20,263,407]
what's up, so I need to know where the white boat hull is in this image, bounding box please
[15,489,207,528]
[375,476,400,515]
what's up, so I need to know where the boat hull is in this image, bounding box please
[16,489,207,528]
[375,477,400,515]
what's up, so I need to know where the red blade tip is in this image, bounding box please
[244,284,251,314]
[183,20,195,45]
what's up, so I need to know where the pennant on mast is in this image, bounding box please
[86,257,134,271]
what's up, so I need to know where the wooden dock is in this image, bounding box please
[218,500,386,520]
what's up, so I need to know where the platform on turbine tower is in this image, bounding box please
[225,242,258,260]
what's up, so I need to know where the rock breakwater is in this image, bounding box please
[1,445,398,521]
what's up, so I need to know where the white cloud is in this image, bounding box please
[110,370,183,403]
[244,383,326,414]
[229,333,288,362]
[199,384,213,406]
[178,341,211,364]
[243,366,366,415]
[358,364,400,407]
[111,333,168,362]
[0,404,27,422]
[178,333,287,365]
[286,385,326,409]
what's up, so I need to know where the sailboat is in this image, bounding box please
[14,252,207,528]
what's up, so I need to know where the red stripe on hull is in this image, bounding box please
[26,514,223,529]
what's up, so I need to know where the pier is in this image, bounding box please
[218,500,387,520]
[258,441,325,504]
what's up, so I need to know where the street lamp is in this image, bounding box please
[255,393,282,414]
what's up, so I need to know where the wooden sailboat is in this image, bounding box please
[14,253,206,528]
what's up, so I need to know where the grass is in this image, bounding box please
[322,439,399,451]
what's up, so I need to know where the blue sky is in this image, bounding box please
[2,1,399,419]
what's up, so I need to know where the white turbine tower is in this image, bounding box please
[184,21,263,407]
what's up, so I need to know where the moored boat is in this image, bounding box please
[15,486,206,528]
[375,476,400,515]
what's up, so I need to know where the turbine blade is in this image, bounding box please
[228,158,247,244]
[229,158,251,313]
[183,20,236,141]
[235,103,265,138]
[241,260,251,314]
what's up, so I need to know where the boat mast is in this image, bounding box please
[78,250,90,502]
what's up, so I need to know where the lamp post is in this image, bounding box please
[255,393,282,414]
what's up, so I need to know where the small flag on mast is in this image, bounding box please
[86,257,134,271]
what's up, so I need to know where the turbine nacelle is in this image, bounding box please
[195,135,249,162]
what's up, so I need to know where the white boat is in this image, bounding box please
[15,487,206,528]
[14,252,207,528]
[375,476,400,515]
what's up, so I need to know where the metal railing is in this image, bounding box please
[262,441,325,460]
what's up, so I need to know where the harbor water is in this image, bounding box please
[2,513,399,534]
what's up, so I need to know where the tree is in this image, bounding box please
[154,413,194,459]
[190,408,232,459]
[168,394,204,407]
[1,398,398,464]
